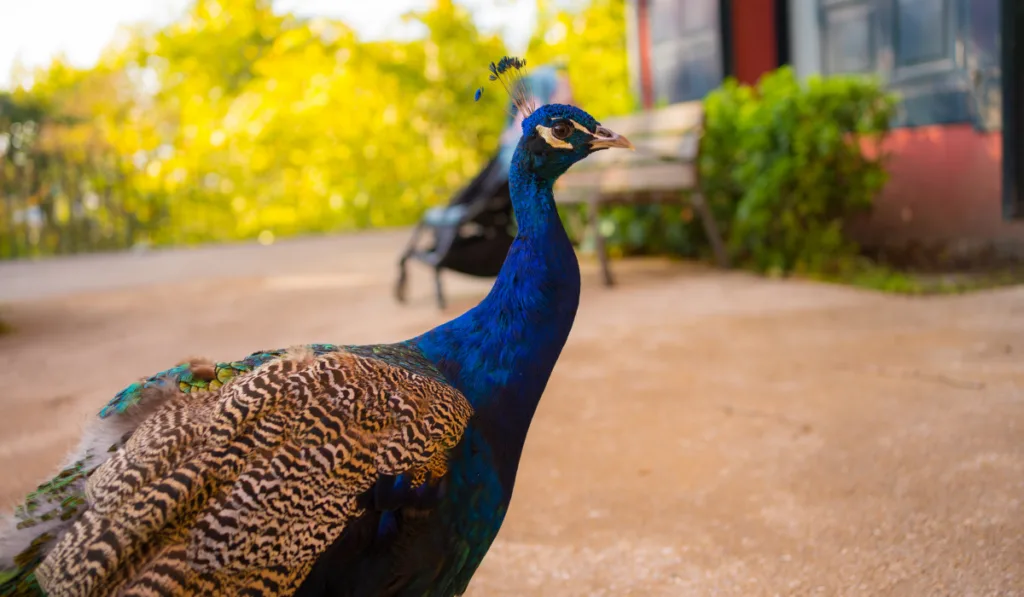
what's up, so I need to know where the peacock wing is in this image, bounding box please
[0,346,334,596]
[4,345,472,597]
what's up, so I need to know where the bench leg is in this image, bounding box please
[692,193,730,268]
[434,267,446,310]
[587,199,614,287]
[395,256,409,304]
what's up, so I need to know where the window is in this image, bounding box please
[821,1,875,75]
[895,0,949,67]
[807,0,999,128]
[647,0,725,104]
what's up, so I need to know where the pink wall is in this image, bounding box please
[854,125,1024,258]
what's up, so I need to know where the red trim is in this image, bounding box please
[637,0,654,109]
[731,0,778,85]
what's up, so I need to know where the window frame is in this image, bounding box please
[819,0,878,76]
[815,0,993,128]
[890,0,958,79]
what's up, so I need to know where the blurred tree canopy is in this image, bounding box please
[0,0,631,258]
[528,0,634,117]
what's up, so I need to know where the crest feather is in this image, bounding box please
[481,56,536,118]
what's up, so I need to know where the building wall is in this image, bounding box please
[627,0,726,105]
[853,125,1024,260]
[626,0,1022,256]
[784,0,1023,255]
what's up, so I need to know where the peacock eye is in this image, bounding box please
[551,121,572,140]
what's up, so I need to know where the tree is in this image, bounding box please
[1,0,634,257]
[527,0,634,117]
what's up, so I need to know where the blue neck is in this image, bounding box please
[413,150,581,452]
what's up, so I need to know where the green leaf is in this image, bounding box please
[697,66,894,274]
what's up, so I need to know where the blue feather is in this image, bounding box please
[292,103,607,596]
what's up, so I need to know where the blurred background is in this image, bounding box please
[1,1,1022,595]
[1,0,1019,284]
[0,0,633,257]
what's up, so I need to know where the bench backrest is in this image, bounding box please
[554,101,704,202]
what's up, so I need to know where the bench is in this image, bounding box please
[554,101,730,285]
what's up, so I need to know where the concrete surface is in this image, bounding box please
[0,229,1021,596]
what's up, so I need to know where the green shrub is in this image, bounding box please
[700,66,897,274]
[558,201,707,261]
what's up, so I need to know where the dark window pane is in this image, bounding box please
[895,0,948,66]
[648,0,723,103]
[824,4,874,74]
[968,0,1000,68]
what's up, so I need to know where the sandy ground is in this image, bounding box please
[0,229,1021,596]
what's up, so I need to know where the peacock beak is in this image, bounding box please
[588,126,635,151]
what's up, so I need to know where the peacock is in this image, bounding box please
[0,57,634,597]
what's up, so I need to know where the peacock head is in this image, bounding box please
[517,103,634,179]
[479,56,634,180]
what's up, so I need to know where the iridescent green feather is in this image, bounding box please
[0,454,97,596]
[0,534,51,595]
[97,342,443,418]
[96,346,330,418]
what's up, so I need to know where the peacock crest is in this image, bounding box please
[475,55,536,118]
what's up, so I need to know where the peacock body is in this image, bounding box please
[0,58,634,597]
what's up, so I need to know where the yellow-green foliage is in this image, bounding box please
[0,0,632,258]
[528,0,634,118]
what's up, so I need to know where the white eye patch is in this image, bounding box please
[535,125,573,149]
[534,119,592,150]
[570,120,590,133]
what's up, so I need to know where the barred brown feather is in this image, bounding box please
[34,349,473,597]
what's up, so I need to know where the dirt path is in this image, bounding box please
[1,230,1021,596]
